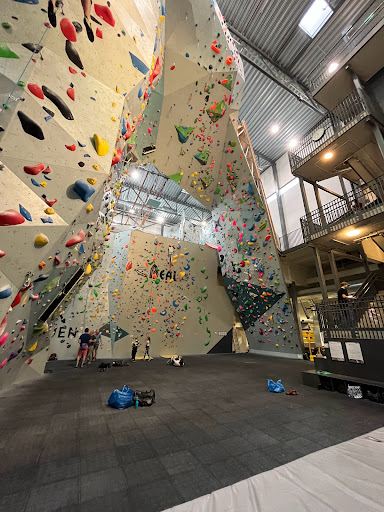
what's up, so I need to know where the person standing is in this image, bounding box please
[93,329,102,360]
[132,338,139,362]
[338,282,355,327]
[87,330,96,364]
[75,328,91,368]
[144,337,150,361]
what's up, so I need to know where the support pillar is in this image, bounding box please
[287,282,305,354]
[373,123,384,161]
[313,183,326,227]
[313,246,328,301]
[328,250,340,291]
[299,177,314,239]
[339,176,353,212]
[358,246,371,275]
[271,162,288,246]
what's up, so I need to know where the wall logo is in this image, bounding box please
[135,264,176,281]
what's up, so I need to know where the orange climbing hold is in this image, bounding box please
[65,144,76,151]
[96,28,103,39]
[226,56,233,65]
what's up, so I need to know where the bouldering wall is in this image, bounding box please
[115,231,234,356]
[0,0,163,388]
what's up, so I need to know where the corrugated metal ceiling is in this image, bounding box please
[216,0,377,166]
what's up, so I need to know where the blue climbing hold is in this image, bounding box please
[19,204,32,221]
[79,244,85,254]
[129,52,149,74]
[0,284,13,299]
[73,180,95,202]
[41,217,53,223]
[31,178,40,186]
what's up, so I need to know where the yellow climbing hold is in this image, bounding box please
[159,14,165,23]
[112,102,116,108]
[179,272,185,278]
[45,207,55,215]
[29,341,37,352]
[84,264,92,275]
[87,178,97,185]
[86,204,94,212]
[94,134,109,156]
[111,117,116,122]
[94,253,98,261]
[40,182,47,187]
[92,164,100,171]
[35,233,49,246]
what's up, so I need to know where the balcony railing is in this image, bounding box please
[300,174,384,242]
[316,297,384,340]
[307,1,384,92]
[279,228,305,251]
[288,90,368,173]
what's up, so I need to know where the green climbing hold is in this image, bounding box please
[194,150,210,165]
[184,304,188,310]
[78,296,83,300]
[155,278,160,284]
[94,283,102,287]
[17,80,26,87]
[175,125,194,143]
[199,317,202,324]
[259,221,267,231]
[204,341,210,346]
[0,42,19,59]
[200,286,207,293]
[169,173,183,184]
[2,22,11,29]
[230,140,236,147]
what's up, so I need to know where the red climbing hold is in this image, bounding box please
[0,210,26,226]
[23,163,45,175]
[66,229,86,247]
[144,91,148,100]
[96,28,103,39]
[211,43,221,54]
[42,166,52,174]
[65,144,76,151]
[54,256,61,265]
[44,197,57,207]
[60,18,77,42]
[170,64,175,70]
[226,56,233,65]
[94,4,115,26]
[111,147,122,166]
[69,66,77,74]
[11,293,21,308]
[27,83,44,100]
[123,123,133,140]
[126,261,132,271]
[67,88,75,101]
[0,250,5,258]
[81,72,86,77]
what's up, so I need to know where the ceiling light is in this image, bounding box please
[131,169,139,179]
[201,221,207,227]
[158,216,165,223]
[324,152,333,160]
[346,229,360,237]
[327,61,339,73]
[270,124,279,134]
[129,209,134,213]
[288,139,298,149]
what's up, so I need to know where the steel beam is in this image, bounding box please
[312,247,328,301]
[328,250,340,290]
[271,162,287,240]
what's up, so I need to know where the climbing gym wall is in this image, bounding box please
[116,231,234,356]
[0,0,163,389]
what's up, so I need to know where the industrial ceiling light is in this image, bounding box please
[288,138,298,149]
[201,221,207,226]
[158,216,165,223]
[270,124,279,134]
[346,229,360,237]
[131,169,139,179]
[324,152,333,160]
[328,61,339,73]
[129,209,134,213]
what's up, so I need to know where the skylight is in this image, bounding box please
[299,0,333,38]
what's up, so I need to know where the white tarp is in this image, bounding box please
[163,428,384,512]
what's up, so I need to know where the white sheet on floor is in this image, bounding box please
[163,428,384,512]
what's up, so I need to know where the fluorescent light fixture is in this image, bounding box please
[157,216,165,223]
[299,0,333,38]
[131,169,139,179]
[288,139,298,149]
[280,177,299,195]
[346,229,360,237]
[129,209,134,213]
[270,124,280,134]
[201,221,207,226]
[267,193,277,203]
[324,152,333,160]
[327,61,339,73]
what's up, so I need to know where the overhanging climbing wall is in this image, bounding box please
[0,0,163,389]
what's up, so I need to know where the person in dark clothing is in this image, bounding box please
[131,338,139,362]
[75,328,91,368]
[338,282,356,327]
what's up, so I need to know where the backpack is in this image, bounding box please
[134,389,155,407]
[108,385,135,409]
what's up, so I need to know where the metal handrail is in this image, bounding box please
[300,174,384,242]
[288,90,368,172]
[316,297,384,332]
[307,1,384,92]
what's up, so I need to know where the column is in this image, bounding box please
[313,247,328,301]
[328,250,340,291]
[271,162,288,247]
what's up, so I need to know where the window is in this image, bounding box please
[299,0,333,38]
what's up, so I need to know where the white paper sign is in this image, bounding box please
[329,341,345,361]
[346,342,364,364]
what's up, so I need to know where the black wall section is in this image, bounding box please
[208,328,233,353]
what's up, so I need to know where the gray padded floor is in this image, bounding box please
[1,354,383,512]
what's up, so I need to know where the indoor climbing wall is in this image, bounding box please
[0,0,163,388]
[115,231,234,356]
[206,120,302,357]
